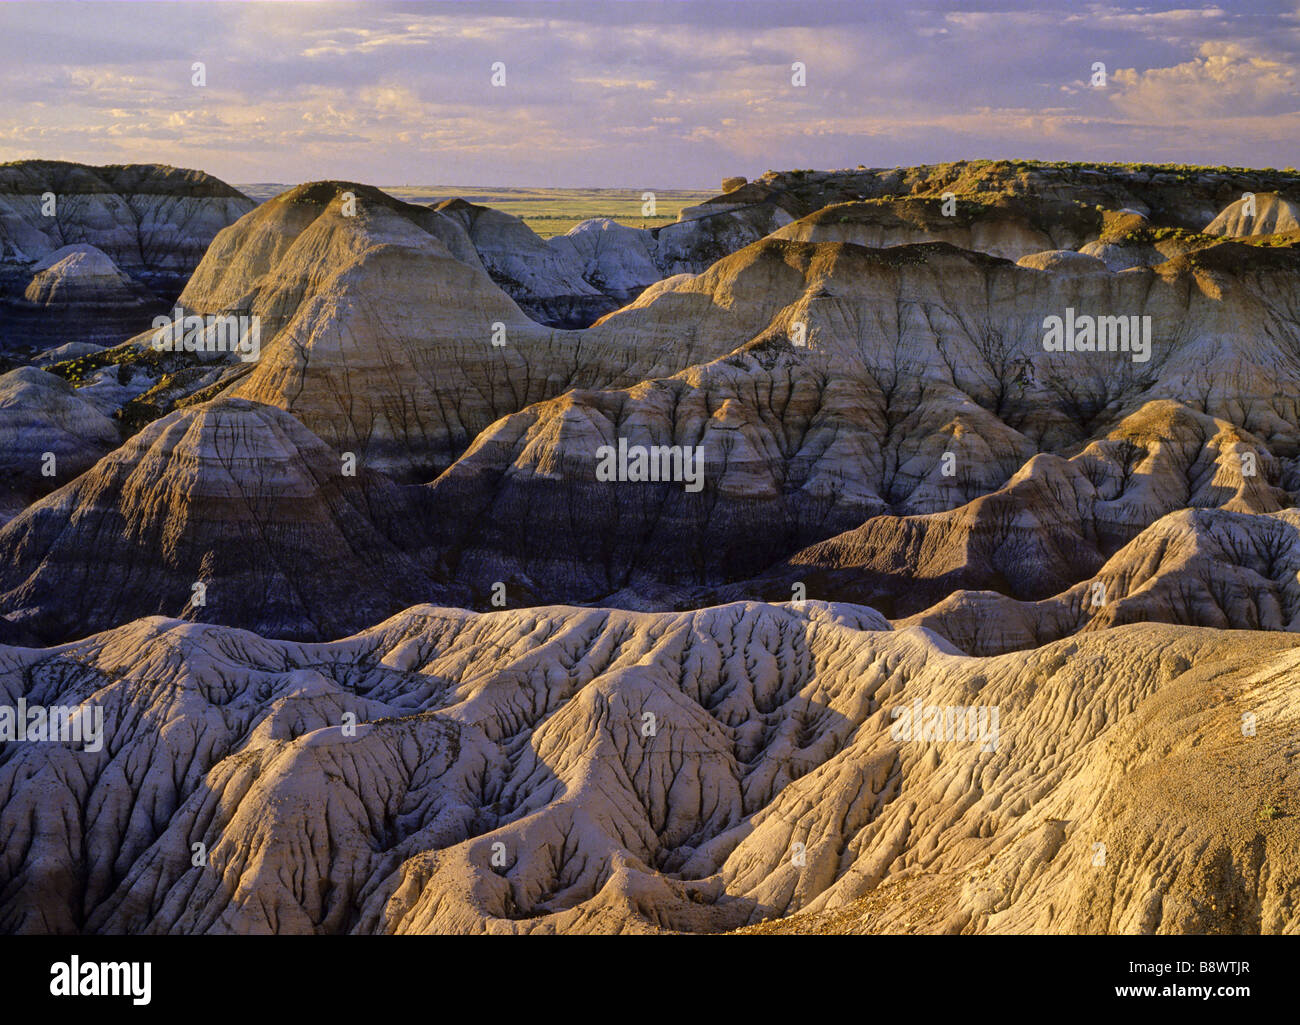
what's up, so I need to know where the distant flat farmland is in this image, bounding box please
[236,184,715,237]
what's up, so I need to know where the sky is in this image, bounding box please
[0,0,1297,188]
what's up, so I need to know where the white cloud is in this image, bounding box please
[0,2,1296,184]
[1109,42,1298,120]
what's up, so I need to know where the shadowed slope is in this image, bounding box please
[0,366,120,522]
[0,397,443,643]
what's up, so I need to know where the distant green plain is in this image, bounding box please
[236,184,715,238]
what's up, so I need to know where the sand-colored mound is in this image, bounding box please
[23,244,138,304]
[0,602,1295,934]
[545,217,662,301]
[1016,249,1110,274]
[434,197,616,326]
[184,182,575,478]
[739,401,1290,620]
[1205,192,1300,237]
[190,183,752,479]
[12,243,161,349]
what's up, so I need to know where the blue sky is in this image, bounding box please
[1,0,1297,187]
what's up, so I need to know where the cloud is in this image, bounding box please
[1109,41,1299,119]
[0,1,1295,185]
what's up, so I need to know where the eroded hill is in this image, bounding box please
[0,603,1295,934]
[2,160,1300,936]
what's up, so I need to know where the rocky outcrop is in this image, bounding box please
[591,235,1300,455]
[771,198,1066,261]
[180,182,484,316]
[1079,227,1235,270]
[1016,249,1110,274]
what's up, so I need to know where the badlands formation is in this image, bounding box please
[0,161,255,356]
[1,159,1299,934]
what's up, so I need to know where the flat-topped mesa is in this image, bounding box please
[0,395,444,644]
[0,160,254,293]
[753,160,1300,230]
[0,161,255,353]
[770,197,1096,261]
[549,162,1300,300]
[0,160,250,198]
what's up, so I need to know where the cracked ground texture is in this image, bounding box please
[1,600,1295,934]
